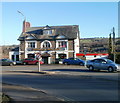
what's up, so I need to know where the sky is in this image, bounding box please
[1,1,118,45]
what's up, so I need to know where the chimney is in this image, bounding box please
[22,20,31,32]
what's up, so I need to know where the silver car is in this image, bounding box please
[86,58,119,72]
[0,58,16,66]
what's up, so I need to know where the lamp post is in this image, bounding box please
[17,11,26,20]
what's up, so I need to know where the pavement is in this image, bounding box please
[2,83,64,102]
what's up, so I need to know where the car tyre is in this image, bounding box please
[9,63,13,66]
[89,66,94,71]
[23,62,27,65]
[36,62,38,65]
[63,62,69,65]
[108,67,114,72]
[79,62,84,66]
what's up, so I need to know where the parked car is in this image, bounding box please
[22,58,44,65]
[86,58,119,72]
[63,57,85,66]
[0,58,16,66]
[55,58,64,64]
[16,60,24,65]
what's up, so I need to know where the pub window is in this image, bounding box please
[28,42,35,48]
[58,41,67,48]
[43,30,52,35]
[42,41,51,48]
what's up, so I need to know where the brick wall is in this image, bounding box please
[68,40,74,50]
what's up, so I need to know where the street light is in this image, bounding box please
[17,11,26,20]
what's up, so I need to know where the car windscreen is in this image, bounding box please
[107,59,114,63]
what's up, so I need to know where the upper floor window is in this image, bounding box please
[43,30,52,35]
[58,41,67,48]
[41,40,52,48]
[43,42,50,48]
[28,42,35,48]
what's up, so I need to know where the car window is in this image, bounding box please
[2,59,7,61]
[74,58,78,60]
[101,60,107,63]
[107,59,114,63]
[69,58,74,60]
[90,60,95,62]
[94,59,101,63]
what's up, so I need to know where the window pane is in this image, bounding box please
[43,42,50,48]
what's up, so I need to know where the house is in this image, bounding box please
[9,46,19,62]
[17,20,80,64]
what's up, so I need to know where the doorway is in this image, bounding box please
[27,54,35,58]
[42,57,48,64]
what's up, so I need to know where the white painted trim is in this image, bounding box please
[25,40,37,58]
[41,40,52,48]
[56,40,68,51]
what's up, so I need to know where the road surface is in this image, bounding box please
[2,65,120,102]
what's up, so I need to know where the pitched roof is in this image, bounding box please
[18,25,79,41]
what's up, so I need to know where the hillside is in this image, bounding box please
[0,45,19,59]
[80,37,120,54]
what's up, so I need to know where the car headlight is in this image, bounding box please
[116,64,119,69]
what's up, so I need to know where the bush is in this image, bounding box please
[116,54,120,64]
[2,93,12,103]
[108,53,120,64]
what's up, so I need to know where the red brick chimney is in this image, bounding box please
[22,20,31,32]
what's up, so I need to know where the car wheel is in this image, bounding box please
[63,62,69,65]
[108,67,114,72]
[89,66,94,71]
[79,62,84,66]
[9,63,13,66]
[36,62,38,65]
[23,62,27,65]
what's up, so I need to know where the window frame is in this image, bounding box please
[41,40,52,48]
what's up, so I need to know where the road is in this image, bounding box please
[2,65,120,102]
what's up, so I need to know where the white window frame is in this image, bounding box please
[41,40,52,48]
[56,40,68,50]
[43,30,52,35]
[25,41,37,49]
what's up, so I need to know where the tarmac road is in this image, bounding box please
[2,65,120,102]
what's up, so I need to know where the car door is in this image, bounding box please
[100,59,108,70]
[93,59,101,70]
[69,58,74,64]
[28,59,35,64]
[1,59,6,65]
[74,58,79,65]
[2,59,9,66]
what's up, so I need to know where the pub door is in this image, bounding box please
[42,57,48,64]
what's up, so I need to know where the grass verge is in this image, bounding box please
[1,93,12,103]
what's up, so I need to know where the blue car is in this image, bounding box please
[63,57,85,66]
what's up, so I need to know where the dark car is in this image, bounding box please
[0,58,16,66]
[63,57,85,66]
[86,58,119,72]
[22,58,44,65]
